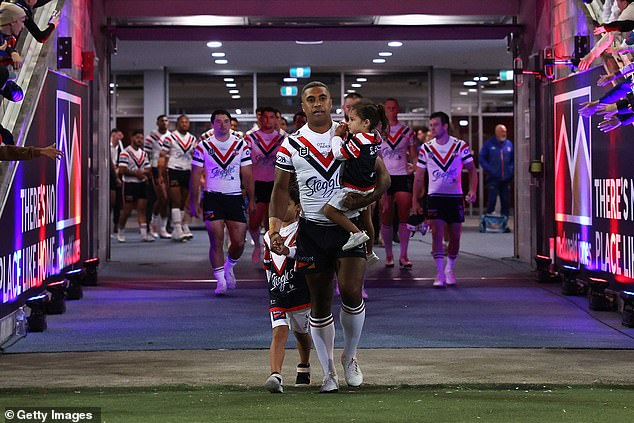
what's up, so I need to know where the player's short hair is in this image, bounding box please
[430,111,450,126]
[131,129,144,137]
[345,92,364,101]
[259,106,277,115]
[385,98,399,106]
[301,81,329,100]
[177,114,189,122]
[210,109,232,122]
[156,114,167,122]
[293,111,306,123]
[230,117,239,124]
[110,128,121,134]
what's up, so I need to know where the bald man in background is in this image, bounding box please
[479,124,514,220]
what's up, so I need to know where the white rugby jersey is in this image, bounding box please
[245,129,285,182]
[201,128,244,141]
[276,123,358,224]
[161,130,197,171]
[110,140,124,167]
[192,134,252,195]
[118,146,150,183]
[417,137,474,196]
[144,130,171,168]
[381,122,415,176]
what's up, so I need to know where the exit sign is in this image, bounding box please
[280,86,298,96]
[290,67,311,78]
[499,70,514,81]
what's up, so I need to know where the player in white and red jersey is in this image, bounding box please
[412,111,478,288]
[159,114,197,242]
[244,106,286,264]
[269,81,390,393]
[380,98,418,269]
[323,99,386,263]
[116,130,153,243]
[262,182,311,393]
[190,109,255,295]
[144,114,171,239]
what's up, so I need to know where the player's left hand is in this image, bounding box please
[465,191,476,204]
[247,200,256,214]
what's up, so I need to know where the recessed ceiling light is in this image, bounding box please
[489,80,500,85]
[207,41,223,48]
[215,59,228,64]
[463,81,477,86]
[295,40,323,45]
[351,83,362,88]
[226,83,237,88]
[284,77,298,82]
[347,89,356,93]
[479,76,489,81]
[459,91,468,96]
[223,78,234,82]
[473,76,481,81]
[235,109,242,114]
[387,41,403,47]
[212,52,226,57]
[356,77,367,82]
[229,89,239,94]
[459,120,469,127]
[378,52,393,57]
[231,95,241,99]
[373,58,386,64]
[468,88,477,93]
[336,108,342,114]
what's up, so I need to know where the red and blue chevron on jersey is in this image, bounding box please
[417,137,474,195]
[162,130,197,171]
[276,123,355,224]
[118,145,150,183]
[192,133,251,195]
[245,129,285,182]
[381,122,414,176]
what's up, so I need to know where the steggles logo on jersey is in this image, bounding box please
[306,176,339,198]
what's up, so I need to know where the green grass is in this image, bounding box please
[1,385,633,423]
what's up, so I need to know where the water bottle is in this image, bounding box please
[15,307,27,337]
